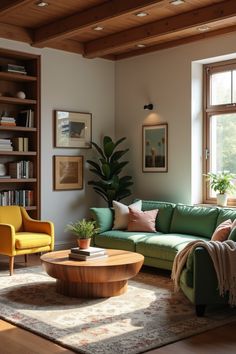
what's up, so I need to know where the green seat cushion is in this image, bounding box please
[90,207,113,233]
[140,200,175,233]
[94,230,159,252]
[136,233,206,262]
[170,204,219,238]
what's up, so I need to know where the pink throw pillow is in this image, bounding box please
[211,219,232,241]
[127,207,158,232]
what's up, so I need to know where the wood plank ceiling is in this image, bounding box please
[0,0,235,60]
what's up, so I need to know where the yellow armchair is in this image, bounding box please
[0,206,54,275]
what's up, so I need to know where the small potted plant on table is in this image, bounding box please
[205,170,236,206]
[66,219,99,249]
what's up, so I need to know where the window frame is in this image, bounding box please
[203,59,236,206]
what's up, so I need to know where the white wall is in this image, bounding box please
[115,32,236,204]
[0,39,115,249]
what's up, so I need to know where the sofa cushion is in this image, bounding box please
[140,200,175,233]
[216,208,236,226]
[15,233,51,249]
[170,204,218,238]
[136,233,207,262]
[94,230,159,252]
[90,208,113,233]
[112,200,142,230]
[127,207,158,232]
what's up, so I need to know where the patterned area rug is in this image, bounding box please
[0,266,236,354]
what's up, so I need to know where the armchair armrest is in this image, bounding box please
[21,208,54,249]
[90,207,113,233]
[0,223,16,255]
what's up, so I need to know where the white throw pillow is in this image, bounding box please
[112,200,142,230]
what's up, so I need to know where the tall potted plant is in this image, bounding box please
[65,219,99,249]
[204,171,236,206]
[87,136,133,207]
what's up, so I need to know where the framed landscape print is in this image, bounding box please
[54,155,83,190]
[142,123,168,172]
[54,110,92,148]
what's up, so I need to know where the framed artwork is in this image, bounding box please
[54,110,92,148]
[142,123,168,172]
[54,155,83,190]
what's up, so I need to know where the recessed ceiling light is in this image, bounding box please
[36,1,49,7]
[93,26,104,31]
[197,25,210,32]
[136,44,146,48]
[170,0,185,5]
[135,12,149,17]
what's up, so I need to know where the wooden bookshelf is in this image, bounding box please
[0,48,40,218]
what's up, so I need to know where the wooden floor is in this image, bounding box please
[0,255,236,354]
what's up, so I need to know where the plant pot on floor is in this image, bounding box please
[217,193,228,207]
[77,238,91,249]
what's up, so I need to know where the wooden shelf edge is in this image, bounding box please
[0,72,37,82]
[0,96,37,105]
[0,151,37,156]
[0,126,37,132]
[0,178,37,182]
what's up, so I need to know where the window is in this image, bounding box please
[203,59,236,205]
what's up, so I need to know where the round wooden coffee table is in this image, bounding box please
[41,249,144,298]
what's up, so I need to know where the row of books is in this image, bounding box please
[12,137,29,152]
[1,64,27,75]
[69,246,108,261]
[0,189,34,206]
[0,110,34,128]
[0,138,13,151]
[8,160,34,179]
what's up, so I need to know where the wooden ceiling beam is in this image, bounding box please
[43,39,84,55]
[0,0,32,17]
[115,24,236,60]
[0,22,32,43]
[84,0,236,58]
[33,0,164,46]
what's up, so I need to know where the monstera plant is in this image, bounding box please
[87,136,133,207]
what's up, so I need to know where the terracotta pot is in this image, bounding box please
[77,238,91,249]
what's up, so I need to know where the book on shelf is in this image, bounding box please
[0,116,16,126]
[12,137,29,152]
[0,175,11,178]
[8,160,33,179]
[70,246,106,256]
[0,189,33,206]
[69,252,108,261]
[0,138,13,151]
[17,109,34,128]
[1,64,27,75]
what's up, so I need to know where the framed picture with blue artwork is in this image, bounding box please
[142,123,168,172]
[54,110,92,148]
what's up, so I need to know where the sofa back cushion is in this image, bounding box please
[90,208,113,233]
[170,204,219,238]
[216,208,236,226]
[140,200,175,233]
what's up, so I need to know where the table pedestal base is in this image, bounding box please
[56,279,128,298]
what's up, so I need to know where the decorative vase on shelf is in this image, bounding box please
[0,163,6,177]
[217,193,228,207]
[16,91,26,99]
[77,238,91,249]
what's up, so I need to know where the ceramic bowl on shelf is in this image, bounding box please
[16,91,26,99]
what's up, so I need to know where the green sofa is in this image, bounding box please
[91,200,236,316]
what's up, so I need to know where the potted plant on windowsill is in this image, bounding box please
[65,219,99,249]
[204,171,236,206]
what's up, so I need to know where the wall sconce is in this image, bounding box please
[143,103,153,110]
